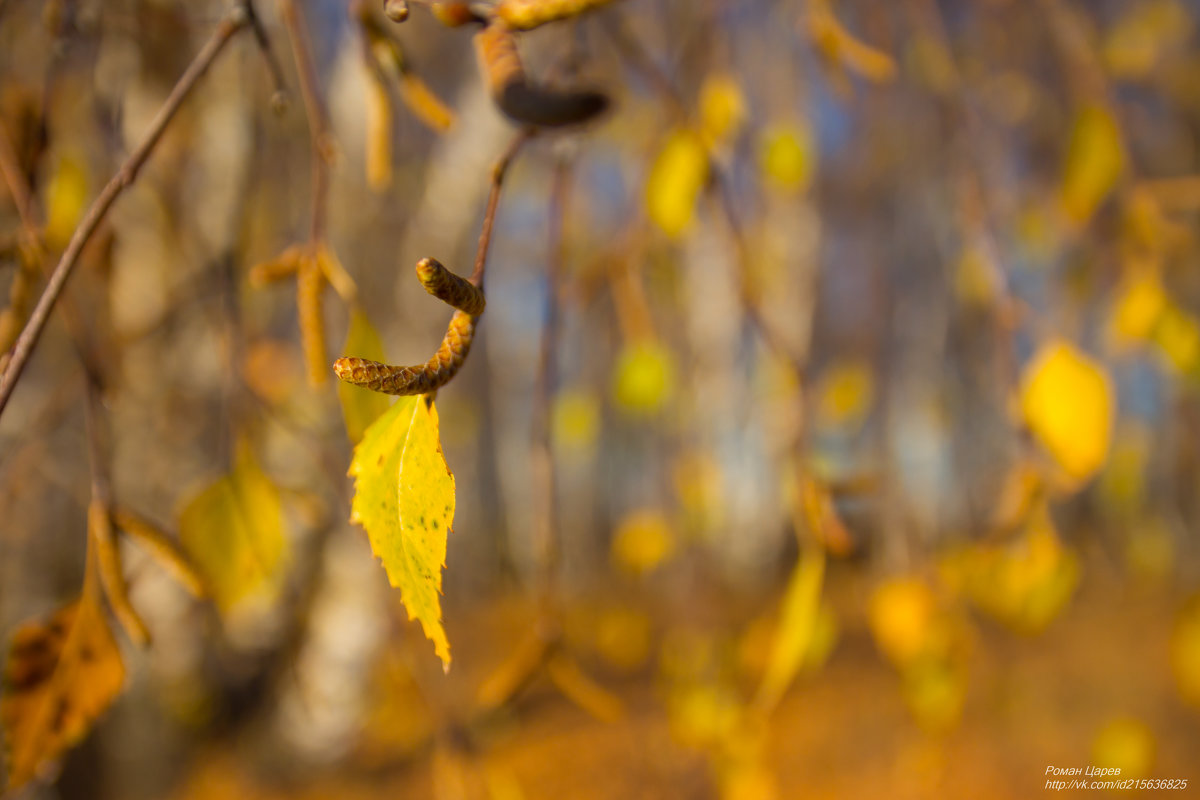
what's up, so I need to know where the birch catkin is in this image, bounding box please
[334,258,481,395]
[474,22,608,127]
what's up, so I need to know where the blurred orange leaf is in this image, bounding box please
[2,593,124,792]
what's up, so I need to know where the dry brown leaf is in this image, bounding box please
[2,591,125,791]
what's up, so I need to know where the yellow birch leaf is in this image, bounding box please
[1092,717,1156,779]
[179,441,288,614]
[43,153,89,251]
[2,593,124,791]
[611,508,675,575]
[1019,339,1115,484]
[1108,270,1167,347]
[645,129,709,239]
[964,506,1081,633]
[337,309,392,443]
[815,358,873,429]
[1171,594,1200,708]
[754,548,826,713]
[552,387,600,453]
[1151,305,1200,374]
[612,339,676,415]
[699,74,746,144]
[1060,105,1125,227]
[350,395,454,667]
[868,577,940,667]
[1103,0,1192,79]
[758,123,815,194]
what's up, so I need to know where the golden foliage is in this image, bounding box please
[178,440,289,614]
[645,129,709,239]
[754,549,826,713]
[1060,105,1125,227]
[349,395,455,667]
[1019,339,1115,485]
[612,339,676,414]
[611,508,675,575]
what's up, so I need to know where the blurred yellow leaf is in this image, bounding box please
[1097,423,1149,516]
[674,451,724,533]
[699,74,746,145]
[758,123,815,194]
[179,440,288,614]
[350,395,454,667]
[1125,517,1174,580]
[667,681,741,749]
[1108,270,1167,347]
[337,309,392,443]
[43,153,89,250]
[1060,105,1124,227]
[1171,594,1200,708]
[552,387,600,453]
[612,339,676,415]
[2,593,124,792]
[1092,717,1156,778]
[815,358,873,430]
[1019,339,1114,484]
[1151,305,1200,373]
[589,606,653,672]
[901,659,967,733]
[755,549,826,712]
[611,508,675,575]
[963,506,1080,634]
[1103,0,1192,79]
[365,75,393,192]
[954,242,1000,308]
[869,577,945,666]
[646,129,709,239]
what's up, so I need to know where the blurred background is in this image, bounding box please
[2,0,1200,797]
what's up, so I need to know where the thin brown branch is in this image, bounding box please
[471,129,535,287]
[600,11,687,123]
[244,0,290,112]
[0,7,251,419]
[279,0,334,241]
[0,124,38,238]
[530,155,571,606]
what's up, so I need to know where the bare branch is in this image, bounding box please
[0,8,252,419]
